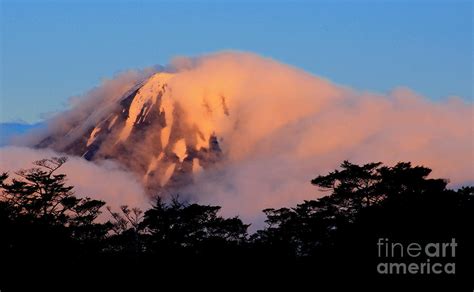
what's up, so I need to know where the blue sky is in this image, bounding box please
[1,0,472,123]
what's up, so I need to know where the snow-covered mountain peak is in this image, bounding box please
[36,70,222,194]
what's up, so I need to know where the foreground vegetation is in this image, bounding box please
[1,157,472,287]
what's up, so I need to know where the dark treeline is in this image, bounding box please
[0,158,473,289]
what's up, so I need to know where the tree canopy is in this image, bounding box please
[0,158,472,288]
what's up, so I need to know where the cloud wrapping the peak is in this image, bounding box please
[3,51,473,227]
[163,52,473,224]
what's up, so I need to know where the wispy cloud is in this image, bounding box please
[3,52,472,227]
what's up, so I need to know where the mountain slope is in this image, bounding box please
[36,72,223,193]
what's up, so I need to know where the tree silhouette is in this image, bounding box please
[0,157,109,265]
[142,196,249,258]
[106,205,144,254]
[253,161,473,286]
[0,158,472,288]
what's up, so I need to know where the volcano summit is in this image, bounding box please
[14,52,471,222]
[36,72,225,194]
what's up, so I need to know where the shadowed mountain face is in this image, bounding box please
[36,73,223,194]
